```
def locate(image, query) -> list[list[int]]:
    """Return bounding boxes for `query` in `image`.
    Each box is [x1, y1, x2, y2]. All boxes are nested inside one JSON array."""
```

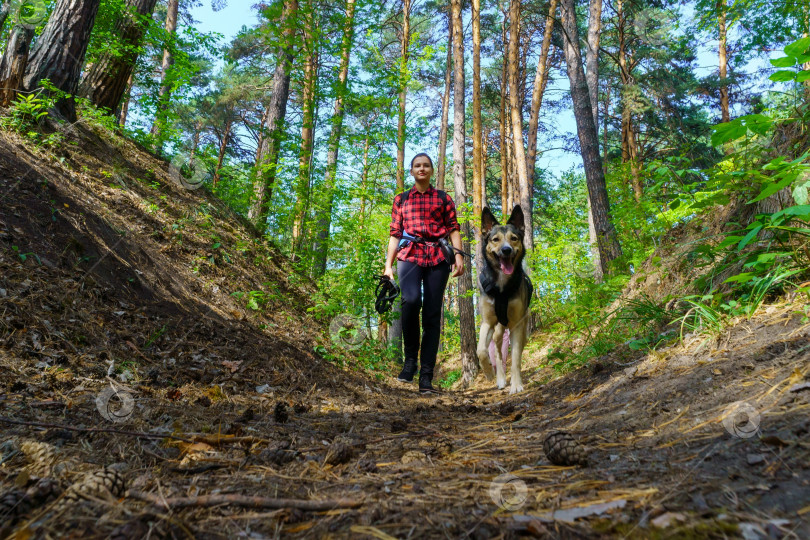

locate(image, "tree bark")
[[436, 4, 452, 191], [585, 0, 601, 131], [717, 0, 730, 123], [150, 0, 179, 143], [451, 0, 477, 388], [188, 119, 202, 168], [253, 106, 271, 171], [212, 117, 232, 187], [499, 10, 509, 216], [585, 0, 602, 281], [312, 0, 357, 277], [21, 0, 102, 121], [292, 1, 319, 257], [472, 0, 483, 255], [117, 72, 134, 126], [507, 0, 533, 250], [247, 0, 299, 228], [0, 26, 34, 107], [396, 0, 411, 194], [560, 0, 622, 273], [526, 0, 557, 181], [78, 0, 158, 113], [0, 4, 10, 30], [617, 0, 642, 201]]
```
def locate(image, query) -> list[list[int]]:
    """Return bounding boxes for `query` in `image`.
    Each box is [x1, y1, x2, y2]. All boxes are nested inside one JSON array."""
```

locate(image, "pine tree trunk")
[[396, 0, 411, 194], [312, 0, 357, 277], [526, 0, 557, 181], [253, 107, 271, 171], [507, 0, 533, 251], [0, 4, 10, 29], [451, 0, 477, 388], [803, 10, 810, 102], [717, 0, 730, 123], [292, 2, 319, 257], [78, 0, 158, 113], [389, 302, 403, 361], [499, 11, 509, 216], [586, 0, 601, 131], [21, 0, 102, 121], [0, 26, 34, 107], [617, 0, 642, 201], [560, 0, 622, 272], [436, 4, 452, 192], [247, 0, 299, 228], [150, 0, 179, 143], [472, 0, 483, 254], [213, 117, 232, 187], [585, 0, 603, 281], [117, 72, 134, 126], [188, 120, 202, 168]]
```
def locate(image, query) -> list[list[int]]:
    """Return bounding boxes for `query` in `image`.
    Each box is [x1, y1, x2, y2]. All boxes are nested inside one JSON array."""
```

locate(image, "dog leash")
[[374, 275, 400, 314]]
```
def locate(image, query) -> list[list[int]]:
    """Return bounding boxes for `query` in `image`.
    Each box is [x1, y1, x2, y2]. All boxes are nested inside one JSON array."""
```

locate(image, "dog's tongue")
[[500, 258, 514, 275]]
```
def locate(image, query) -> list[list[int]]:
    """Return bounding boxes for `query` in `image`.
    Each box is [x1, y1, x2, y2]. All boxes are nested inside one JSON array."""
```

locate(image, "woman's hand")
[[451, 254, 464, 277], [383, 236, 399, 281]]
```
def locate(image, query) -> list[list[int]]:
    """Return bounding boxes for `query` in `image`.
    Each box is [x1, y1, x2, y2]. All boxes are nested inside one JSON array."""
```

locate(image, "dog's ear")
[[481, 207, 499, 235], [507, 205, 525, 236]]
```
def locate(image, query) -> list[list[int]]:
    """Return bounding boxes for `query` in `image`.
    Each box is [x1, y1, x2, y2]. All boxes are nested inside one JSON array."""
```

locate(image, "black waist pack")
[[438, 237, 455, 266]]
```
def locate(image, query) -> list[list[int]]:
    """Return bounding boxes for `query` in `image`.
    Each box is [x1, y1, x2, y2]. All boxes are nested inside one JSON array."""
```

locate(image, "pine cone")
[[274, 402, 289, 423], [20, 441, 58, 476], [324, 441, 354, 466], [52, 468, 127, 513], [543, 431, 588, 467], [434, 437, 454, 456], [25, 477, 62, 506], [0, 489, 32, 524], [259, 448, 297, 466]]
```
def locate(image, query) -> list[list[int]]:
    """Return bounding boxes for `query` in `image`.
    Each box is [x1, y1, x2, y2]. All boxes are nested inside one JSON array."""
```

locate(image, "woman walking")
[[383, 153, 465, 394]]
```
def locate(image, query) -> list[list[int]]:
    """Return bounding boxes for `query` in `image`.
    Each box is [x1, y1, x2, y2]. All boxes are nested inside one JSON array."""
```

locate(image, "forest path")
[[0, 123, 808, 538]]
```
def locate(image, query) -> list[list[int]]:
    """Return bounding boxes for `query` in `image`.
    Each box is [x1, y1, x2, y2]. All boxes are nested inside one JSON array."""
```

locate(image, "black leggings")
[[397, 260, 451, 377]]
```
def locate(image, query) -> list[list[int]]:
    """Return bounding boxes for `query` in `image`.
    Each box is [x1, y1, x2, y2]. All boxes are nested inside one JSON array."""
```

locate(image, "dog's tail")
[[487, 329, 510, 372]]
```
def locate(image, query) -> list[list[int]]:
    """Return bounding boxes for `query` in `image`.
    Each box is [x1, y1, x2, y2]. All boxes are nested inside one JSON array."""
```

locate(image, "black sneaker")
[[397, 359, 417, 383], [418, 376, 441, 395]]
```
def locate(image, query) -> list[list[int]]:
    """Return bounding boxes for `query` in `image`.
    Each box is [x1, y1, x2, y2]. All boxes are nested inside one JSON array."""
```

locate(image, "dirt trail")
[[1, 123, 809, 539]]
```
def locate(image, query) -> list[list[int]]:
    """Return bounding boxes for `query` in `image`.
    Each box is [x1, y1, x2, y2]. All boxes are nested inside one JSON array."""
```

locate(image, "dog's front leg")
[[492, 325, 507, 389], [508, 323, 526, 394], [477, 321, 496, 381]]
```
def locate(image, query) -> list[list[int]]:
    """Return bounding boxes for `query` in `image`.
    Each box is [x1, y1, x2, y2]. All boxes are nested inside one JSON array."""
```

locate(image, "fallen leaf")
[[178, 441, 215, 456], [221, 360, 242, 372]]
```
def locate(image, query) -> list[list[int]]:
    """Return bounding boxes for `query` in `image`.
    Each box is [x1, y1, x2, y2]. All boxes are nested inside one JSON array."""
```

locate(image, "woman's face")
[[410, 156, 434, 182]]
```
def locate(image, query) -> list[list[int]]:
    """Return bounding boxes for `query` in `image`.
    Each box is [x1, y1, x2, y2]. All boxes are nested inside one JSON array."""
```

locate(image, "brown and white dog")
[[476, 206, 533, 394]]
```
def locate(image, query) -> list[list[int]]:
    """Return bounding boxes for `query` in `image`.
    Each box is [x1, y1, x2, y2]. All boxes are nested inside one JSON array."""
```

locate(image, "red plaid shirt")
[[390, 185, 460, 267]]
